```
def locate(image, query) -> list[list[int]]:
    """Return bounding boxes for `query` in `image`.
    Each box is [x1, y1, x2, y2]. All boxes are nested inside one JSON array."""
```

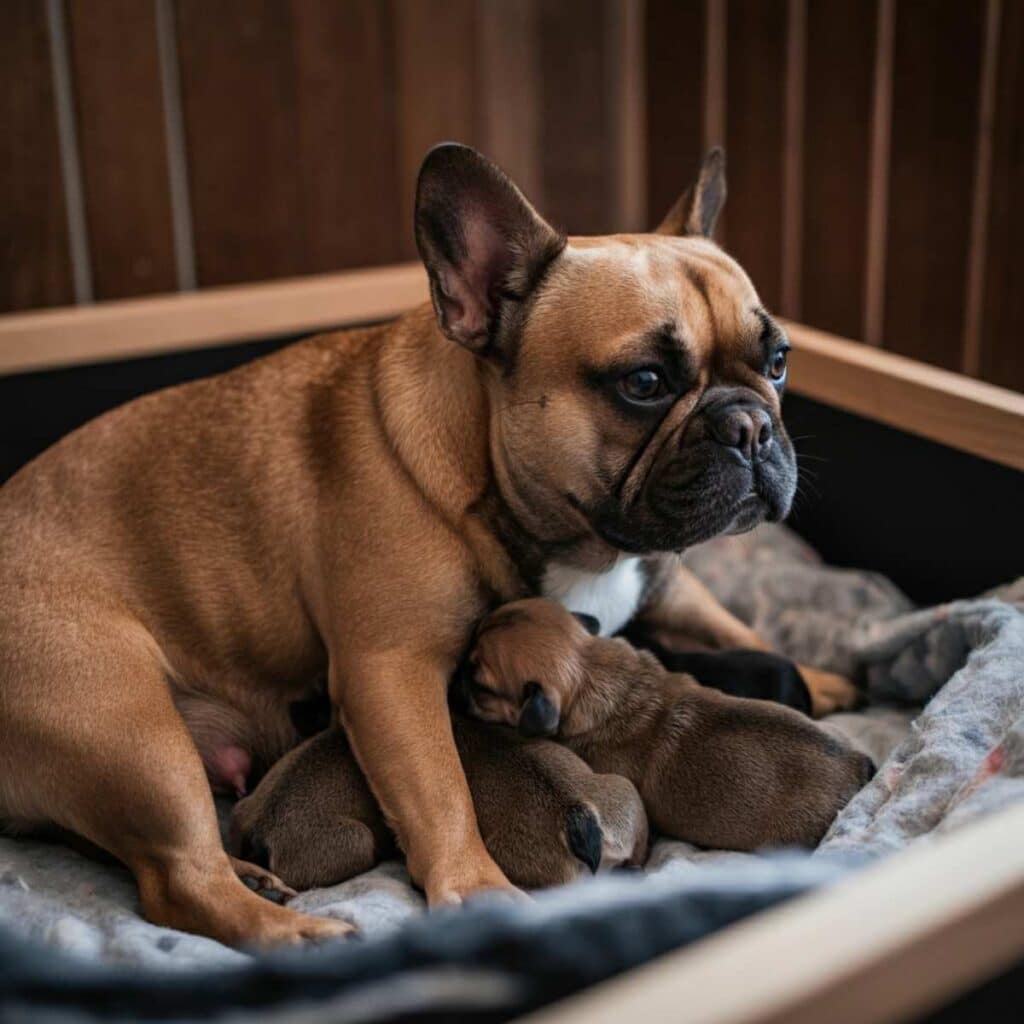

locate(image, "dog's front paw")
[[422, 850, 520, 908]]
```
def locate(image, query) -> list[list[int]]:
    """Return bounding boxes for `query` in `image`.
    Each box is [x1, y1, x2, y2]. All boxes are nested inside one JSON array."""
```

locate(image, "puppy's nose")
[[709, 406, 773, 462]]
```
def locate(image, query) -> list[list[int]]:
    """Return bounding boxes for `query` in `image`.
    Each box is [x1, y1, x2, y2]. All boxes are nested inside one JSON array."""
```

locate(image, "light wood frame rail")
[[526, 801, 1024, 1024], [1, 265, 1022, 473]]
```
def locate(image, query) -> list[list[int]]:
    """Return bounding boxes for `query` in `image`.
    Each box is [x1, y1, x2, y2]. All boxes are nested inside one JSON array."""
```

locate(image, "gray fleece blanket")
[[2, 524, 1023, 970]]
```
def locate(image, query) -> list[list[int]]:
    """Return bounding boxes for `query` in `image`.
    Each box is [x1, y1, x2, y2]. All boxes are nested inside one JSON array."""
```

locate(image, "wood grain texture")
[[66, 0, 177, 300], [800, 0, 875, 339], [644, 0, 705, 229], [0, 0, 73, 312], [725, 0, 787, 311], [393, 0, 478, 258], [175, 0, 303, 285], [538, 0, 612, 234], [882, 0, 983, 370], [979, 0, 1024, 393], [477, 0, 543, 208], [291, 0, 402, 271], [0, 263, 428, 376]]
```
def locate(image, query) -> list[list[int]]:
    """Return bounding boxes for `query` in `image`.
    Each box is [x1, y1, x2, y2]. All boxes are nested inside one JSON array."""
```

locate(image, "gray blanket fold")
[[2, 524, 1022, 971]]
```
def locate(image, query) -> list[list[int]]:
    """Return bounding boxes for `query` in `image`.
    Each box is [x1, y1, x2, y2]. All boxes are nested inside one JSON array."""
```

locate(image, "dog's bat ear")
[[571, 611, 602, 636], [518, 681, 560, 738], [415, 143, 565, 355], [654, 148, 727, 238]]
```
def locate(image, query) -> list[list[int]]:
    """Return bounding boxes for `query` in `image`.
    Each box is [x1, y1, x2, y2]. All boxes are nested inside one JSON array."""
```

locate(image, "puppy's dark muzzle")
[[518, 682, 559, 738]]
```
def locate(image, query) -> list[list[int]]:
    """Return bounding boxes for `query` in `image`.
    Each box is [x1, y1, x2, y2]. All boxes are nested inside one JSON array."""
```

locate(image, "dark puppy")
[[230, 715, 647, 892], [464, 600, 874, 851]]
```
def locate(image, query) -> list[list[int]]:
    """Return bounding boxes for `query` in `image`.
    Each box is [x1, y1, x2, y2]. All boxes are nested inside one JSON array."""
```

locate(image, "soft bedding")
[[3, 524, 1023, 1021]]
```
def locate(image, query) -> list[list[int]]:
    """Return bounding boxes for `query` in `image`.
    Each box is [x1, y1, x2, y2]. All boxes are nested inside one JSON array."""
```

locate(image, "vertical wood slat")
[[978, 0, 1024, 393], [174, 0, 303, 286], [477, 0, 543, 210], [962, 0, 1003, 379], [537, 0, 612, 234], [704, 0, 727, 242], [725, 0, 787, 312], [155, 0, 197, 292], [0, 0, 74, 312], [67, 0, 177, 300], [780, 0, 806, 320], [393, 0, 478, 258], [291, 0, 401, 271], [175, 0, 407, 286], [800, 0, 876, 340], [881, 0, 984, 371], [864, 0, 895, 347], [644, 0, 705, 230], [605, 0, 646, 233], [45, 0, 93, 304]]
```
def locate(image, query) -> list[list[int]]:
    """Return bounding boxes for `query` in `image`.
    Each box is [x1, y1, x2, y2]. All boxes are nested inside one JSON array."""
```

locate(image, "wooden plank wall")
[[2, 0, 1021, 393], [1, 0, 639, 310], [646, 0, 1024, 394]]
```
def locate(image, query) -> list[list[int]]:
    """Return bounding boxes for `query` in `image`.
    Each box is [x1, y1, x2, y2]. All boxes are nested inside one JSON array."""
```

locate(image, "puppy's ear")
[[415, 143, 565, 355], [571, 612, 602, 636], [655, 148, 726, 238]]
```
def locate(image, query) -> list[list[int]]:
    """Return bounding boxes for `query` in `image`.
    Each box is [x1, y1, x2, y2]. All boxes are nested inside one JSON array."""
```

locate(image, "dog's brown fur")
[[466, 599, 873, 850], [230, 717, 647, 892], [0, 144, 856, 946]]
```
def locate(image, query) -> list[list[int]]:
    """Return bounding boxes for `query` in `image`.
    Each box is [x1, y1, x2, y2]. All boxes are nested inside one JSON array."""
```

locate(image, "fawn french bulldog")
[[0, 143, 856, 946]]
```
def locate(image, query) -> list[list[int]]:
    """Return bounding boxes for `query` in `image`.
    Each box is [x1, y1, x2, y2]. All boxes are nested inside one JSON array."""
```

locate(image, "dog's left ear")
[[655, 148, 727, 238], [415, 143, 565, 355]]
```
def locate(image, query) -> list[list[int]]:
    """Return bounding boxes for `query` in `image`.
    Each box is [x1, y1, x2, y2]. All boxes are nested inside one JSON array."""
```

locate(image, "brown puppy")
[[230, 717, 647, 892], [0, 143, 857, 946], [464, 600, 873, 850]]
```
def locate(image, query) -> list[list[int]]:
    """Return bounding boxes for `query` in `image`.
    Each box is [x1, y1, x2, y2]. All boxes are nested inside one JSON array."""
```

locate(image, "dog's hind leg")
[[0, 610, 352, 947]]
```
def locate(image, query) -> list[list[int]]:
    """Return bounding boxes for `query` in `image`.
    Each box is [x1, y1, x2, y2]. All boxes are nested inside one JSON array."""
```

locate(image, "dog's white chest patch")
[[541, 557, 645, 637]]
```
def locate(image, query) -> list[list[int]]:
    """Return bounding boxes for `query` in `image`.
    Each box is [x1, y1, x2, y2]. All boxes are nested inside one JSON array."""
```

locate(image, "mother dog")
[[0, 145, 855, 946]]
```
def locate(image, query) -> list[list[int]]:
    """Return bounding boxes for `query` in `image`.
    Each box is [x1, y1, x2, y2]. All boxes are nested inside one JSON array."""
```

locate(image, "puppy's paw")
[[799, 665, 862, 717], [230, 856, 297, 903]]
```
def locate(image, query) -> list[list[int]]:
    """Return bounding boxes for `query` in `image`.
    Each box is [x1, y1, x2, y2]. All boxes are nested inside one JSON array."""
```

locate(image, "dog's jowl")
[[0, 144, 857, 946]]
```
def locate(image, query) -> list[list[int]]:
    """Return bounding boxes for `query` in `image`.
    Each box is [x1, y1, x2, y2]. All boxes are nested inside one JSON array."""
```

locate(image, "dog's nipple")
[[205, 744, 252, 799]]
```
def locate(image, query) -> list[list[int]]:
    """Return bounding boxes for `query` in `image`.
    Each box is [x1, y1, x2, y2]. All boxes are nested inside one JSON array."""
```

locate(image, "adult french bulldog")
[[0, 144, 856, 947]]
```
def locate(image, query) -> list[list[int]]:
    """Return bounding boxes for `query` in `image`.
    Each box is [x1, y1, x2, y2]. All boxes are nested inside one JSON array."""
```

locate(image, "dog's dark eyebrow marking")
[[596, 323, 695, 392], [754, 308, 788, 359]]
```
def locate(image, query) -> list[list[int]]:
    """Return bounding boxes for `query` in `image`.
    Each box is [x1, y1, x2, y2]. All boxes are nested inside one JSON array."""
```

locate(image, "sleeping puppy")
[[230, 712, 647, 892], [463, 599, 874, 851]]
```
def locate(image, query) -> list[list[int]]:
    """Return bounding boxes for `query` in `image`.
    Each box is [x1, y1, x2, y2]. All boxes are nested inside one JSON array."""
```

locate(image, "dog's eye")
[[619, 368, 666, 403], [768, 348, 789, 381]]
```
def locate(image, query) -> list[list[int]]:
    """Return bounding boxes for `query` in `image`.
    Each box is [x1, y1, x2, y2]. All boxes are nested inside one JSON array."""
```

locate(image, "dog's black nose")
[[709, 405, 773, 462]]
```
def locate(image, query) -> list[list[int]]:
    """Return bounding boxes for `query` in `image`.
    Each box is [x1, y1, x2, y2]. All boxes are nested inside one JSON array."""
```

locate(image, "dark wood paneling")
[[644, 0, 705, 229], [800, 0, 875, 339], [291, 0, 402, 271], [882, 0, 983, 370], [0, 1, 73, 312], [538, 0, 612, 234], [175, 0, 303, 286], [393, 0, 478, 259], [979, 0, 1024, 393], [477, 0, 543, 208], [725, 0, 787, 311], [66, 0, 177, 299]]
